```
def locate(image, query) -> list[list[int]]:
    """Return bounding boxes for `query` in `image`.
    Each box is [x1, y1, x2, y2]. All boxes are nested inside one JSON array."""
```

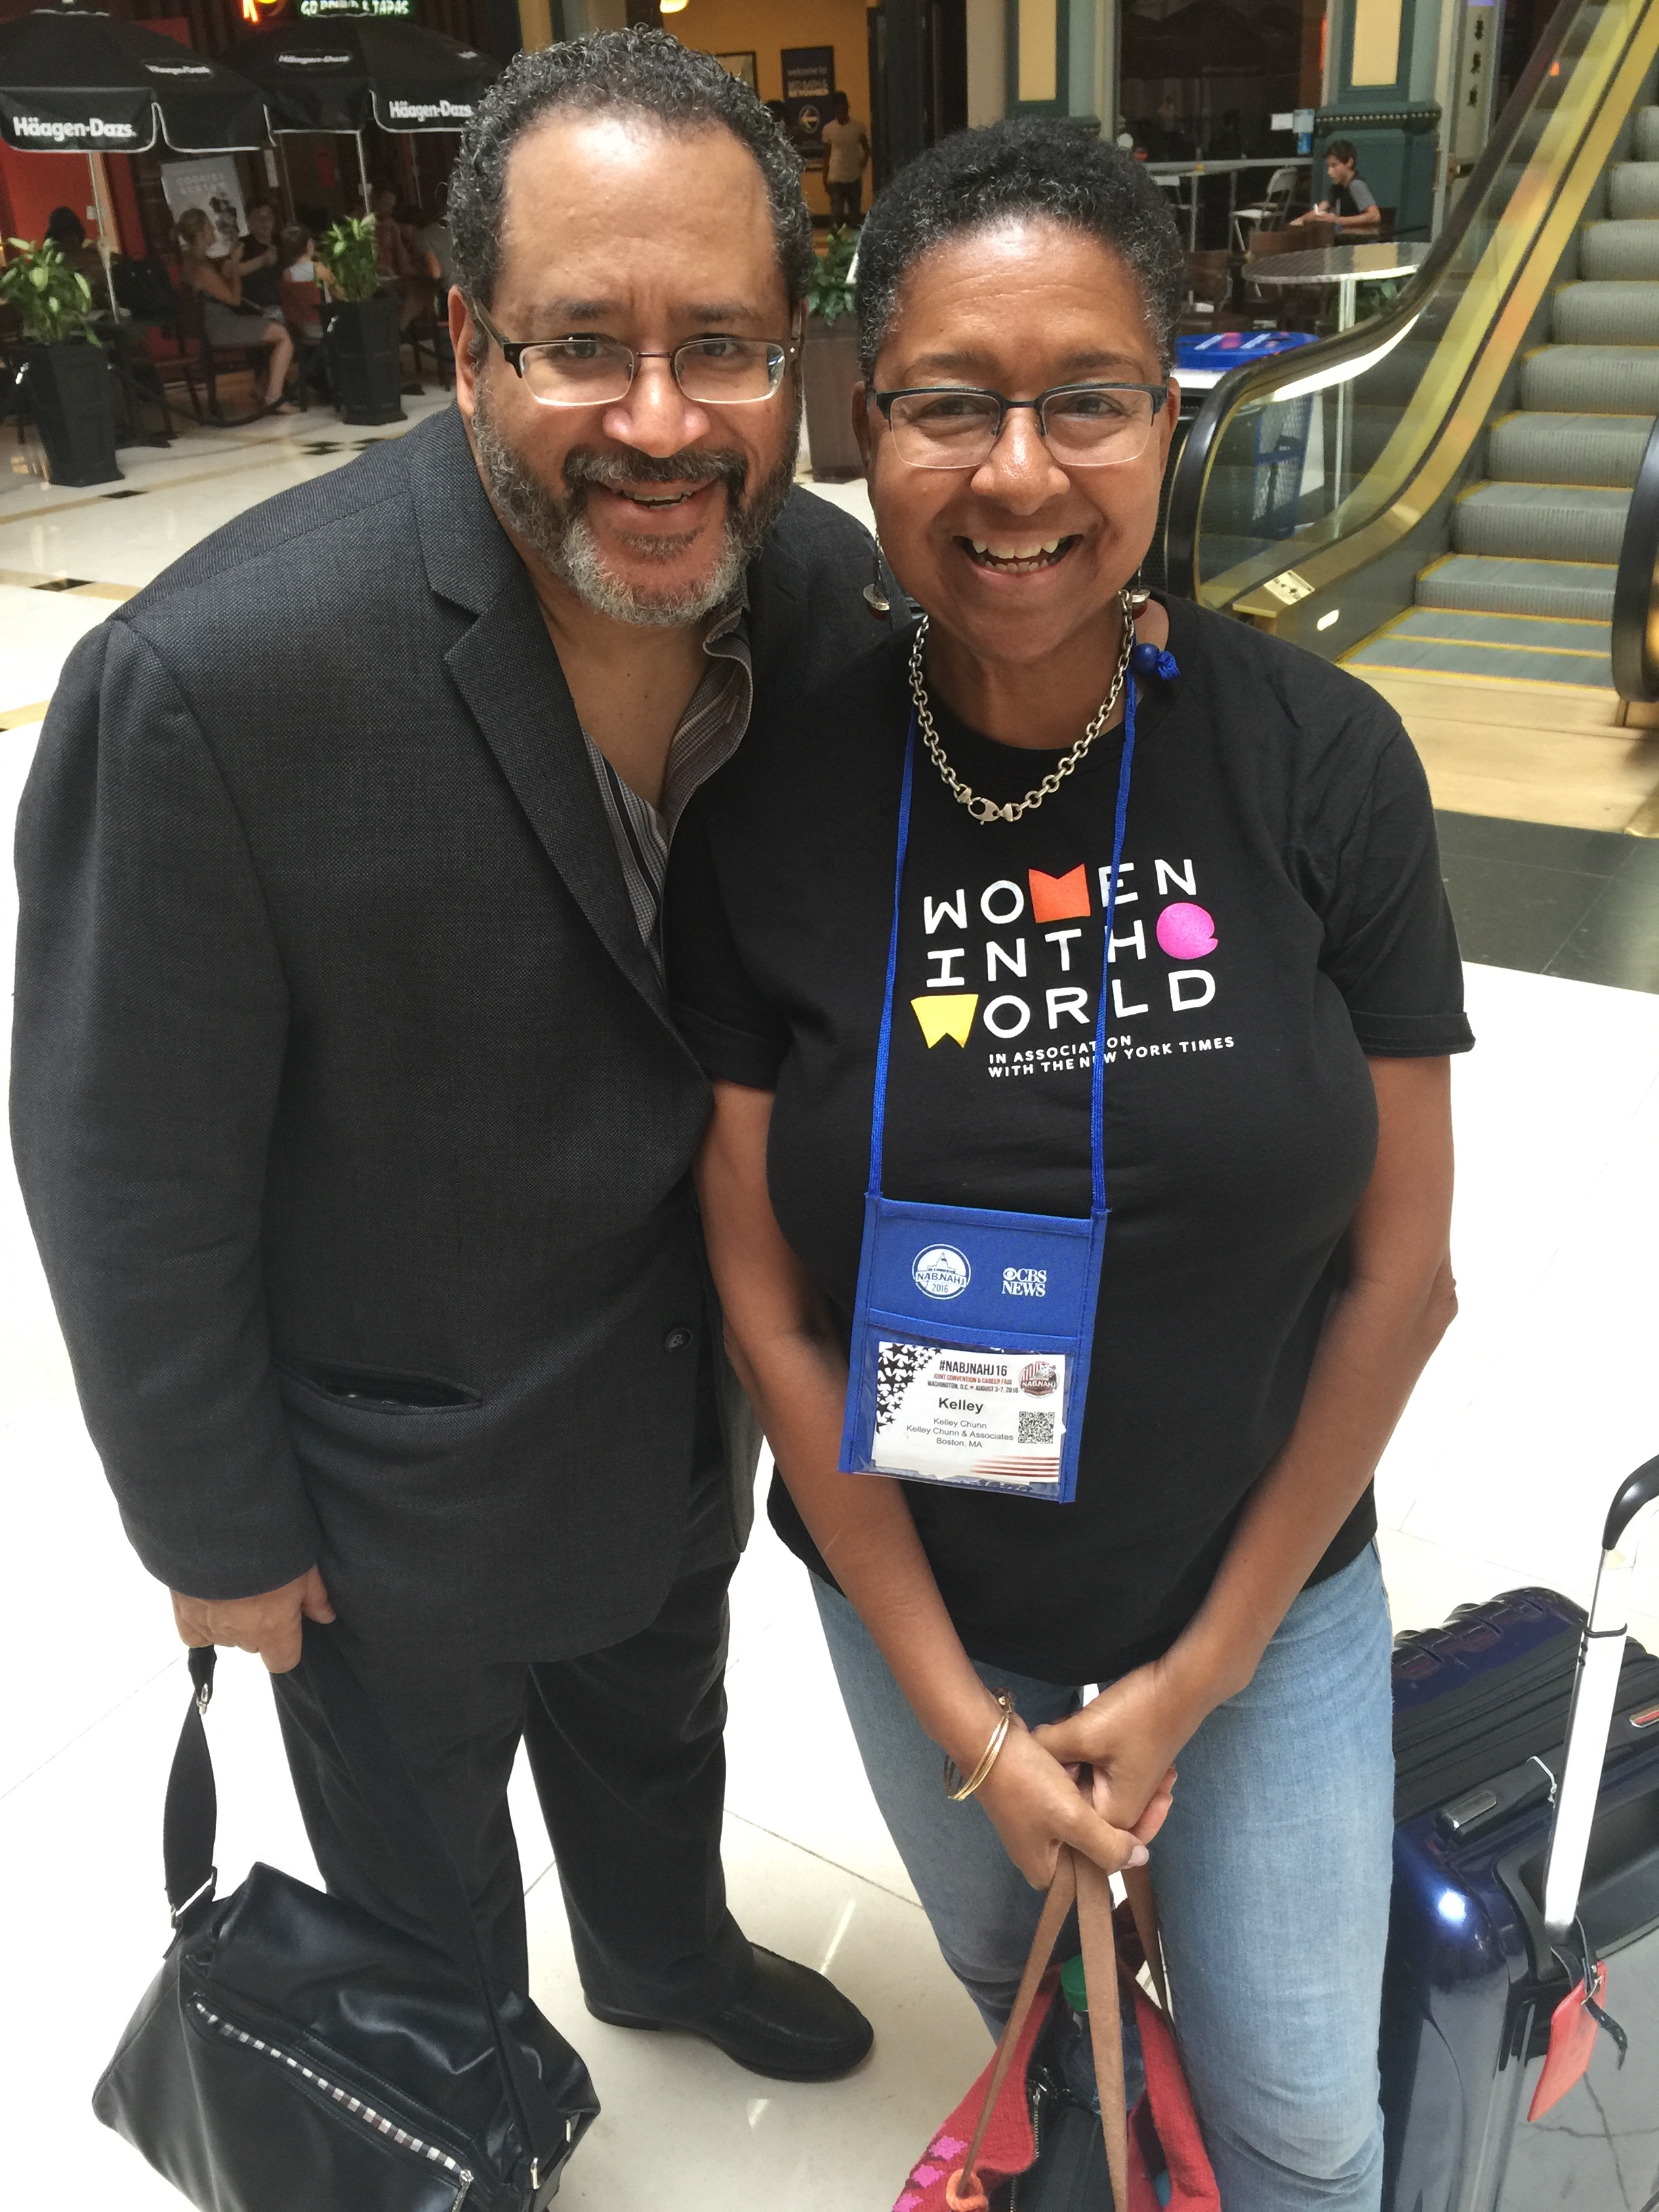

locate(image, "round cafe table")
[[1244, 241, 1429, 333], [1242, 243, 1428, 497]]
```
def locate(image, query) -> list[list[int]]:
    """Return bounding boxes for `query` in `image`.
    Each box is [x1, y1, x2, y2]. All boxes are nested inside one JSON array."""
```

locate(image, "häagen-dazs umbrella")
[[0, 5, 267, 153], [0, 5, 268, 308], [232, 14, 496, 209]]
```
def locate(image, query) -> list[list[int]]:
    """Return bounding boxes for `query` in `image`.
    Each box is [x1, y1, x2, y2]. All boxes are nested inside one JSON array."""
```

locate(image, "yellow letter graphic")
[[912, 994, 979, 1046]]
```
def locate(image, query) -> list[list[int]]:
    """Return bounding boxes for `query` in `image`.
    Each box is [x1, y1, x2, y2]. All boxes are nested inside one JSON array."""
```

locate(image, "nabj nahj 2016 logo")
[[912, 1245, 970, 1299]]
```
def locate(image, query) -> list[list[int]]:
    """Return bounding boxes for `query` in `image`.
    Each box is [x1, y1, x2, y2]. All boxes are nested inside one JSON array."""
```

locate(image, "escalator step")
[[1551, 281, 1659, 345], [1417, 554, 1616, 621], [1382, 609, 1612, 650], [1579, 220, 1659, 279], [1345, 634, 1614, 686], [1520, 344, 1659, 414], [1488, 411, 1653, 485], [1452, 481, 1631, 562], [1609, 161, 1659, 218]]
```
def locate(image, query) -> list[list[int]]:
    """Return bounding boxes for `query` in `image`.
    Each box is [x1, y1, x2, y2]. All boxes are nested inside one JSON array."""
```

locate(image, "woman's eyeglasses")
[[871, 382, 1168, 470], [471, 300, 796, 407]]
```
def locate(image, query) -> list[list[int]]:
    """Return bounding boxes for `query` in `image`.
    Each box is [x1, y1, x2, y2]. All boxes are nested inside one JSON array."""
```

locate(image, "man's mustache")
[[561, 445, 749, 502]]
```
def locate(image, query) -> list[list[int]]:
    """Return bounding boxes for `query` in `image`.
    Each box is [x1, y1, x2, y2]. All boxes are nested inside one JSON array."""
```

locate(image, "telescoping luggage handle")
[[162, 1620, 559, 2198], [1540, 1453, 1659, 1937]]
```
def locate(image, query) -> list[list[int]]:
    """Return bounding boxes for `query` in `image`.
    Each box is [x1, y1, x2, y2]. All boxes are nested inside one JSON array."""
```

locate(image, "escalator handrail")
[[1612, 416, 1659, 699], [1164, 0, 1616, 599]]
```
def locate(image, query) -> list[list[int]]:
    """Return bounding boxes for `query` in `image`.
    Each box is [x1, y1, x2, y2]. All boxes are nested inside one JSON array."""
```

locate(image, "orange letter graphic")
[[1027, 865, 1092, 923]]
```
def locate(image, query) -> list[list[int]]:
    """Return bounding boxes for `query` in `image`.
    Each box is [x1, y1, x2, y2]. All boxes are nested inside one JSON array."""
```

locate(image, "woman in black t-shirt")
[[668, 121, 1470, 2209]]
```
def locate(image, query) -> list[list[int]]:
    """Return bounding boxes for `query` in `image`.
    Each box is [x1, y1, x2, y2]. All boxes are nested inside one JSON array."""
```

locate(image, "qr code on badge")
[[1018, 1411, 1055, 1445]]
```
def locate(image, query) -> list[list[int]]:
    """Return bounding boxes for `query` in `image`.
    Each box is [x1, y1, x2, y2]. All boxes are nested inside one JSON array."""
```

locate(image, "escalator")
[[1162, 0, 1659, 705]]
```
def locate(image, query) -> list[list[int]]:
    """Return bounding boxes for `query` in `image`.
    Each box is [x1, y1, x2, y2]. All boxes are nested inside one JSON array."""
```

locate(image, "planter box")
[[326, 295, 405, 427], [26, 340, 119, 488], [802, 314, 863, 480]]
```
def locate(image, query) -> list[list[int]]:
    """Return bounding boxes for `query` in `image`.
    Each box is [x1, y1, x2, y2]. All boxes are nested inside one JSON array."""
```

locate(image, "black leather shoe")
[[585, 1944, 874, 2081]]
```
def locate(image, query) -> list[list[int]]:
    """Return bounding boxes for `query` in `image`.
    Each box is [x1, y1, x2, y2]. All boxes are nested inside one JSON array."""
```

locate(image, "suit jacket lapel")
[[408, 411, 672, 1025]]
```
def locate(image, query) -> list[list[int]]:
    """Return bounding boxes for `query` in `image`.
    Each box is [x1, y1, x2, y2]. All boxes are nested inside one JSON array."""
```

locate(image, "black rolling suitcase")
[[1381, 1458, 1659, 2211]]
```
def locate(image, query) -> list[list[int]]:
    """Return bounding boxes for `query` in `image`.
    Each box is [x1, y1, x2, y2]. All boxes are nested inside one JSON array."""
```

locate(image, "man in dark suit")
[[11, 32, 891, 2085]]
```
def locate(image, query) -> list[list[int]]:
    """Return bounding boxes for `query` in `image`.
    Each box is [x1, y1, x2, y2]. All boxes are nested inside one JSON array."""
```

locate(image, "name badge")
[[840, 651, 1167, 1504]]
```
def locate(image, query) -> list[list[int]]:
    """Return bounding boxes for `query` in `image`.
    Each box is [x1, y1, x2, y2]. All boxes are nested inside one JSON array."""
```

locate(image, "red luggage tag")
[[1528, 1954, 1626, 2121]]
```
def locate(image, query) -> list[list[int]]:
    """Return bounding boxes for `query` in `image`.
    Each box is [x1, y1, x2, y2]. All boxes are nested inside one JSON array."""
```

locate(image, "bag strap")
[[161, 1623, 554, 2194], [945, 1845, 1137, 2212]]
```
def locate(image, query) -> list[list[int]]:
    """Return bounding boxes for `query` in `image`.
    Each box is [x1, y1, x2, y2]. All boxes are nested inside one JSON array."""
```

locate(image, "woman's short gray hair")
[[449, 29, 815, 315], [855, 119, 1184, 378]]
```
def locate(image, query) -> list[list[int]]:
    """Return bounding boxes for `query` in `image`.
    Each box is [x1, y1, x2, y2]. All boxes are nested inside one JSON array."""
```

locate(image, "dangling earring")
[[863, 534, 892, 617], [1126, 572, 1151, 615]]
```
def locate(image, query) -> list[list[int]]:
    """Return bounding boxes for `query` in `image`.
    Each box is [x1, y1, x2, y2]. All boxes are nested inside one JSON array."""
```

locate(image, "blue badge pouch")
[[840, 647, 1166, 1503]]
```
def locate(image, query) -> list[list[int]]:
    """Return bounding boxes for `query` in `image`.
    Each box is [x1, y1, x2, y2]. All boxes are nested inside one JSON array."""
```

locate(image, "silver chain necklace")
[[907, 589, 1138, 826]]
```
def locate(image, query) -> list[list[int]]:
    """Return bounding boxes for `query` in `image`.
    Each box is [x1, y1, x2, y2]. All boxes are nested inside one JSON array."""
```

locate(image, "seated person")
[[277, 224, 328, 343], [44, 205, 106, 290], [371, 185, 441, 329], [237, 198, 285, 311], [176, 206, 297, 416], [1303, 139, 1380, 234], [1138, 94, 1193, 163]]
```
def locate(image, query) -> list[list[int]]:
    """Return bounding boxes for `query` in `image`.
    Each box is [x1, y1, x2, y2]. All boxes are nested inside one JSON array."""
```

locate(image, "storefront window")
[[1120, 0, 1328, 160]]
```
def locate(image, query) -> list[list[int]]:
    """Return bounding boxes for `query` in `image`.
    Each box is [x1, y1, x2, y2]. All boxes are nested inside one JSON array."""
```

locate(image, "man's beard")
[[472, 370, 800, 627]]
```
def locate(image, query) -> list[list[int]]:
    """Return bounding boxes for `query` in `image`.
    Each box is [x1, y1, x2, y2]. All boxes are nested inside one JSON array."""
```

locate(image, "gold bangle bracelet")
[[944, 1690, 1016, 1802]]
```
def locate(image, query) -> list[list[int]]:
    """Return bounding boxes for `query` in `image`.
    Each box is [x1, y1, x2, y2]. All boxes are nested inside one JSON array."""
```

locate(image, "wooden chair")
[[397, 285, 448, 390], [169, 285, 270, 426], [1183, 248, 1233, 316]]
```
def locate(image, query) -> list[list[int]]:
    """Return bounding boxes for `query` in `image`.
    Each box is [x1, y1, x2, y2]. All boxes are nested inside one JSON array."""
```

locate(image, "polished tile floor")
[[3, 403, 1659, 2209], [1437, 808, 1659, 994]]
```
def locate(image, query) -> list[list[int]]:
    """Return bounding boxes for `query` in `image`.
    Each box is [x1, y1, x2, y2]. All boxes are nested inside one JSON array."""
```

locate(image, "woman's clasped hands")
[[972, 1673, 1182, 1889]]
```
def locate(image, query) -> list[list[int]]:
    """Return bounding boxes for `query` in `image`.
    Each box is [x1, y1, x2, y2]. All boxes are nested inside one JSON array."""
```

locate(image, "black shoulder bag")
[[95, 1623, 599, 2211]]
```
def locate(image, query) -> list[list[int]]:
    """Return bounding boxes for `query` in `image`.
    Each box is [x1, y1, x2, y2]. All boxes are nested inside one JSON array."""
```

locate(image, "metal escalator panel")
[[1165, 0, 1659, 657]]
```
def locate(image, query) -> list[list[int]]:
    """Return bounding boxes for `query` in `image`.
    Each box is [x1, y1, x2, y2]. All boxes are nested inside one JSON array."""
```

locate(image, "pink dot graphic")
[[1156, 901, 1218, 958]]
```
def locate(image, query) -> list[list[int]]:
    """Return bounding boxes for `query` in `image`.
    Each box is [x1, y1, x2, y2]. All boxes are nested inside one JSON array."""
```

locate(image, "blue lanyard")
[[867, 674, 1140, 1217]]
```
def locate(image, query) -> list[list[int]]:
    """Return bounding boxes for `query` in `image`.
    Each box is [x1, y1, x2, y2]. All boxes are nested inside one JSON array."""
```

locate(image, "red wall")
[[0, 13, 190, 251], [0, 145, 102, 248]]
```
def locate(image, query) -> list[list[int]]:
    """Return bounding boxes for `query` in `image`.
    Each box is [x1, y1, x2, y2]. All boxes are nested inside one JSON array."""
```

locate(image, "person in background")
[[821, 91, 871, 228], [413, 193, 455, 293], [1307, 140, 1380, 233], [372, 182, 442, 393], [176, 206, 297, 416], [373, 184, 441, 319], [278, 223, 328, 345], [1139, 92, 1192, 162], [44, 205, 106, 290], [238, 198, 285, 310]]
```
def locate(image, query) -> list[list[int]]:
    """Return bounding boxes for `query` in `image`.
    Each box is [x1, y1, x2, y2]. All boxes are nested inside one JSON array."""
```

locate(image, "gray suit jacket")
[[11, 405, 893, 1665]]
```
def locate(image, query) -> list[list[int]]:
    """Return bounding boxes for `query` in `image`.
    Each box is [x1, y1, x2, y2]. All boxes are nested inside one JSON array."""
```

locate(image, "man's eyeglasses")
[[870, 382, 1168, 470], [471, 300, 797, 408]]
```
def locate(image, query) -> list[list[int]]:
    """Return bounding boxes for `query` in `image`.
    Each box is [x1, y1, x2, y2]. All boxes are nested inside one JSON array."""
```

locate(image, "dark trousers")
[[827, 178, 863, 226], [272, 1456, 751, 2016]]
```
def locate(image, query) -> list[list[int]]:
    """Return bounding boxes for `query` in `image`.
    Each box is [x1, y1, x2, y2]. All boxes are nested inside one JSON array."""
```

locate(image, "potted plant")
[[802, 226, 861, 480], [318, 216, 404, 428], [0, 238, 119, 487]]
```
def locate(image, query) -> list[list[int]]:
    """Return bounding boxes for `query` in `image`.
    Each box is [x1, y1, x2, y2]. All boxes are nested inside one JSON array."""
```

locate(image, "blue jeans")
[[815, 1544, 1394, 2211]]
